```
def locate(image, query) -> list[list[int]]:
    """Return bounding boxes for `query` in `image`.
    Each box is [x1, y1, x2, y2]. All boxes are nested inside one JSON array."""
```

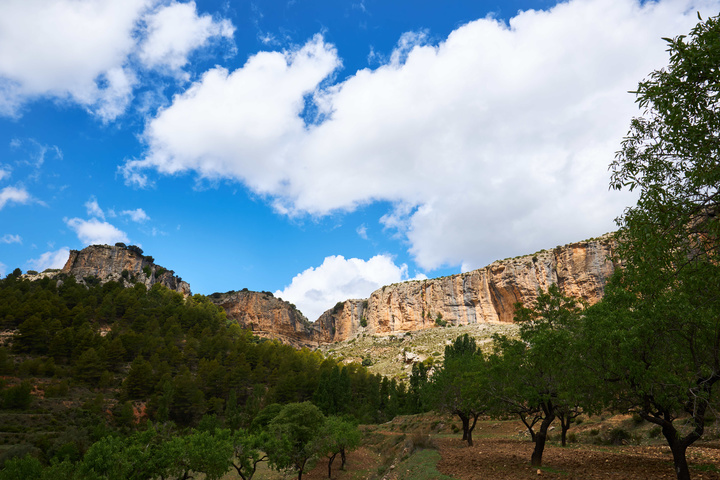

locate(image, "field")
[[239, 413, 720, 480]]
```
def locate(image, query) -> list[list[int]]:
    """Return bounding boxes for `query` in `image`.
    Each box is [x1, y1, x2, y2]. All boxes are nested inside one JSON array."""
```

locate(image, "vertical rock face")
[[209, 290, 320, 348], [61, 244, 191, 296], [316, 236, 616, 341]]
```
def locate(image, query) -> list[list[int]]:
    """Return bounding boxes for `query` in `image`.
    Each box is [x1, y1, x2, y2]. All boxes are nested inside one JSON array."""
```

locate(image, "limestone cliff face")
[[61, 244, 191, 296], [317, 236, 616, 341], [210, 290, 321, 348]]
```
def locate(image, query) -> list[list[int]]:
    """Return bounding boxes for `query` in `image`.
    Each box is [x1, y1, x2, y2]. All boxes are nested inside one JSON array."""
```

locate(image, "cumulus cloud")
[[127, 0, 719, 271], [0, 186, 31, 209], [121, 208, 150, 223], [85, 196, 105, 219], [122, 34, 341, 188], [1, 234, 21, 244], [0, 0, 234, 120], [138, 1, 234, 76], [0, 166, 10, 182], [275, 254, 425, 321], [27, 247, 70, 271], [65, 217, 129, 245]]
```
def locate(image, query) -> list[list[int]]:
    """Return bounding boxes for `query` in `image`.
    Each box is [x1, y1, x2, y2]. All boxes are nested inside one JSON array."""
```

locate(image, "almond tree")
[[598, 12, 720, 480], [488, 285, 585, 467]]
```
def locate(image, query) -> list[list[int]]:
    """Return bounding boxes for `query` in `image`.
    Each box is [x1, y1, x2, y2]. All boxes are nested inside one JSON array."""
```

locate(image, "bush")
[[26, 271, 38, 276], [606, 427, 631, 445], [360, 317, 368, 328], [2, 382, 32, 410], [362, 357, 372, 367], [648, 426, 662, 439], [406, 432, 438, 452]]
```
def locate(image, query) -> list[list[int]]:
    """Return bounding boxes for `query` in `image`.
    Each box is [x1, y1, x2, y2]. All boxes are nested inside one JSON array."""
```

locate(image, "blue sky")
[[1, 0, 718, 320]]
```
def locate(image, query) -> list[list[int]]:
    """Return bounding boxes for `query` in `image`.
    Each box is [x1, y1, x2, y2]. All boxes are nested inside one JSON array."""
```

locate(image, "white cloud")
[[65, 217, 129, 245], [27, 247, 70, 271], [0, 166, 10, 181], [0, 186, 31, 209], [0, 262, 6, 277], [275, 254, 424, 321], [85, 196, 105, 219], [0, 0, 234, 120], [356, 224, 368, 240], [122, 34, 341, 188], [1, 234, 21, 244], [122, 208, 150, 222], [127, 0, 720, 271], [138, 1, 235, 76]]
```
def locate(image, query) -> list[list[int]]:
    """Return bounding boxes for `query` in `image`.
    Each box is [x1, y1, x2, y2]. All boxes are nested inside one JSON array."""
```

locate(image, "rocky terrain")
[[208, 290, 324, 348], [317, 322, 520, 379], [27, 235, 615, 348], [313, 235, 616, 342], [33, 244, 192, 296]]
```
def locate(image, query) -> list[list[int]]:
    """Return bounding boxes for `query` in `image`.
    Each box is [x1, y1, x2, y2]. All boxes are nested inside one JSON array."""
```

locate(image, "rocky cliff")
[[61, 244, 191, 296], [315, 236, 616, 342], [209, 290, 322, 348]]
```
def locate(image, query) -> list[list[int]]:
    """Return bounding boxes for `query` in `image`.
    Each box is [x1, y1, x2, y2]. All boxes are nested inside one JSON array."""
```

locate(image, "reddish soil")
[[436, 437, 720, 480], [255, 415, 720, 480]]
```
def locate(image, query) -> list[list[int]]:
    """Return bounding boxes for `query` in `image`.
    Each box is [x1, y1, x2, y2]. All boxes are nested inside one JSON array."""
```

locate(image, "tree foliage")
[[601, 12, 720, 480]]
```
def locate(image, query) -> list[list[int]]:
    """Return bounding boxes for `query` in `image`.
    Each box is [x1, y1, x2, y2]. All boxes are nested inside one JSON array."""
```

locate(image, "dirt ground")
[[248, 414, 720, 480], [435, 437, 720, 480]]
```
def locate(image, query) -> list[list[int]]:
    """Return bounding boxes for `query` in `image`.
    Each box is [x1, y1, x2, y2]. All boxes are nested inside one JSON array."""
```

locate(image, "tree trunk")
[[466, 412, 480, 447], [340, 448, 346, 470], [560, 414, 571, 447], [457, 411, 470, 441], [662, 425, 692, 480], [327, 452, 338, 478], [531, 409, 556, 467]]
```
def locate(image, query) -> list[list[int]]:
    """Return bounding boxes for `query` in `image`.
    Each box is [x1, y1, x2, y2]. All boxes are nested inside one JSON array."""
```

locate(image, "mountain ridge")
[[33, 235, 616, 347]]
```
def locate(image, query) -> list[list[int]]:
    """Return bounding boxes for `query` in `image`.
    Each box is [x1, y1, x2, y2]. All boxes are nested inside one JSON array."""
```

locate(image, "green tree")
[[73, 348, 104, 384], [0, 455, 42, 480], [267, 402, 326, 480], [229, 429, 267, 480], [314, 416, 361, 478], [488, 285, 584, 467], [123, 356, 154, 399], [432, 334, 487, 446], [602, 13, 720, 480]]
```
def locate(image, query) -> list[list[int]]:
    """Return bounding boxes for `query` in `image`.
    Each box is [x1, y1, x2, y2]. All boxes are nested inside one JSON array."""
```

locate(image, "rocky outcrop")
[[61, 244, 191, 296], [209, 290, 322, 348], [316, 236, 616, 341]]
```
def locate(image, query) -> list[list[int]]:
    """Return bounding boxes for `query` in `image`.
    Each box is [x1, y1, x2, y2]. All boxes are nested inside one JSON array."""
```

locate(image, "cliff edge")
[[61, 244, 191, 296]]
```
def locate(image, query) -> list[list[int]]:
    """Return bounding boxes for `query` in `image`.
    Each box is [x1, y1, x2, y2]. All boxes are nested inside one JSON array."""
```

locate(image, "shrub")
[[2, 382, 32, 410], [606, 427, 631, 445], [406, 432, 438, 452], [26, 270, 38, 276], [648, 426, 662, 439], [362, 357, 372, 367], [360, 316, 368, 328], [631, 413, 644, 425]]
